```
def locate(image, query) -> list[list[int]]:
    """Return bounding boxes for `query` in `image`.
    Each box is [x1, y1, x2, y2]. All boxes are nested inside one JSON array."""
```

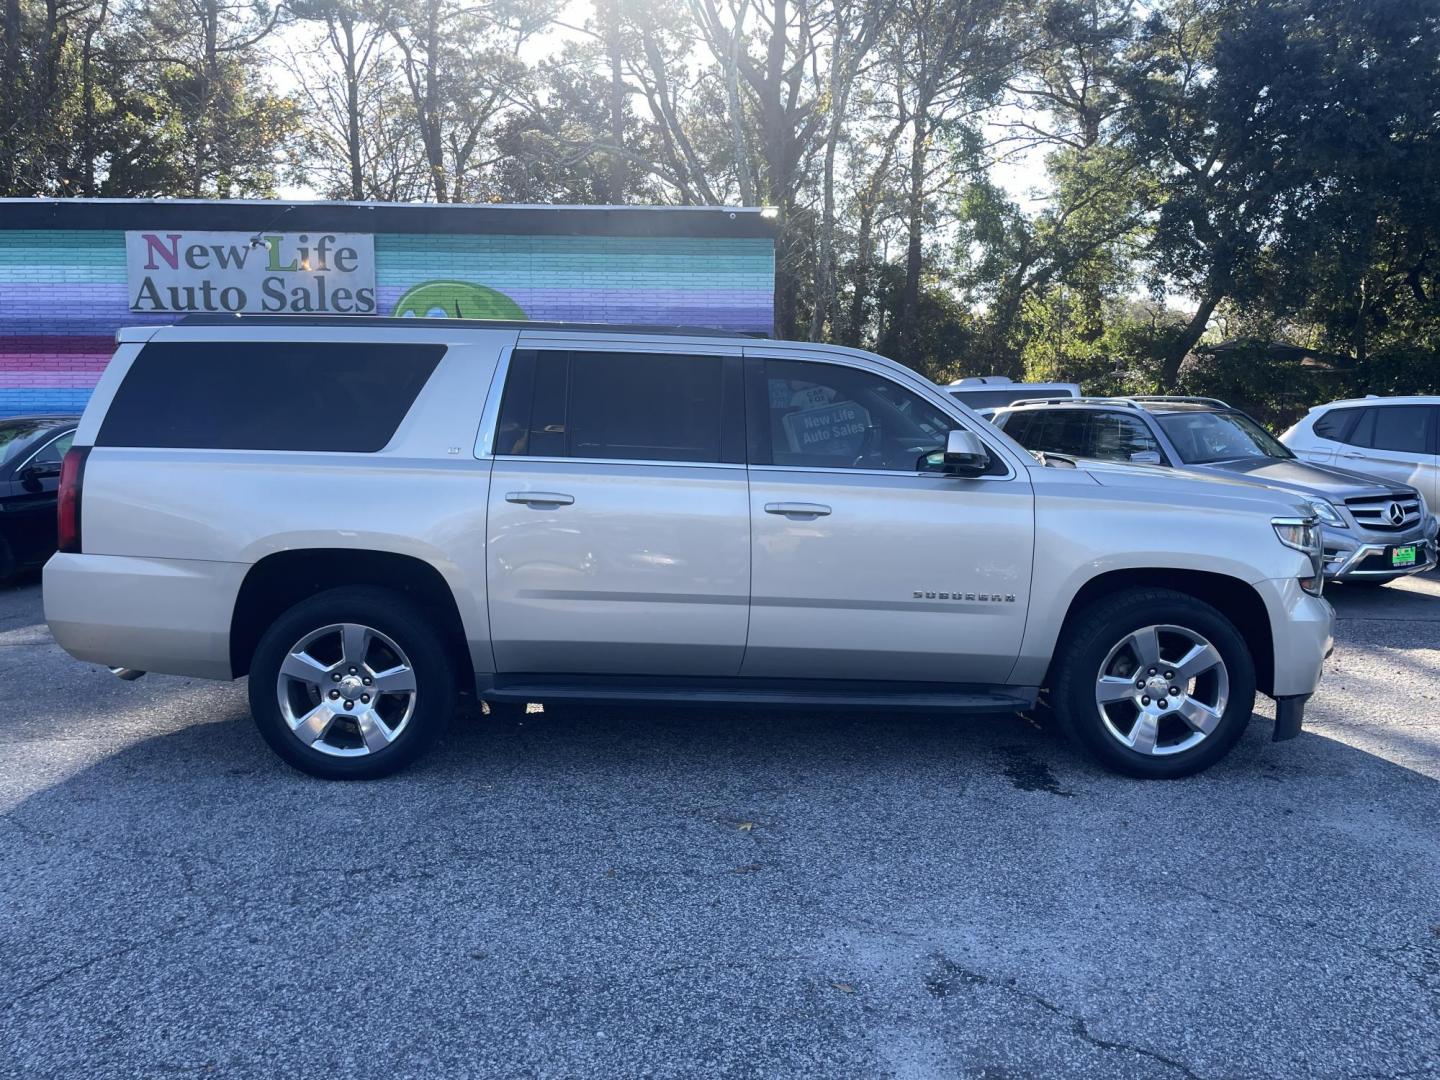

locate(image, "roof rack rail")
[[171, 314, 770, 338], [1127, 395, 1232, 408], [1003, 396, 1144, 409]]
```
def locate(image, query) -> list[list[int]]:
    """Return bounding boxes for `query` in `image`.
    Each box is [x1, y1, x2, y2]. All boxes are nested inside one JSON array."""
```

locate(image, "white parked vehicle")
[[945, 376, 1081, 411], [1281, 396, 1439, 510], [45, 317, 1333, 780]]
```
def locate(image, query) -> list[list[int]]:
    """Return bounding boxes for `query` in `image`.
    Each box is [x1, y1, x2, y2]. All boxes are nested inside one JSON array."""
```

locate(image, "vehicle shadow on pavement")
[[1327, 568, 1440, 626], [3, 661, 1438, 1079]]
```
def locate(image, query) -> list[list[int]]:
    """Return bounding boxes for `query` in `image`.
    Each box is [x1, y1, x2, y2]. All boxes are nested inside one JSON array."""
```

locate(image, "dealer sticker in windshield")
[[1392, 545, 1418, 568]]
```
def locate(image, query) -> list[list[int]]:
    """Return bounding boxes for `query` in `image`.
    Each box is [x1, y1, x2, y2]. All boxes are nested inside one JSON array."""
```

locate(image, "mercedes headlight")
[[1306, 498, 1347, 529]]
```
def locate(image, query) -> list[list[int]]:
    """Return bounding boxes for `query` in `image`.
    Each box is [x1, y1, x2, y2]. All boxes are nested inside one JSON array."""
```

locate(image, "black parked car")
[[0, 416, 79, 581]]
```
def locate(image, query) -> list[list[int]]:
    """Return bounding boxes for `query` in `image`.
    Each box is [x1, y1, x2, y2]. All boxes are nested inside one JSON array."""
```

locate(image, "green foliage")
[[872, 262, 979, 383], [0, 0, 1437, 419], [0, 0, 297, 197]]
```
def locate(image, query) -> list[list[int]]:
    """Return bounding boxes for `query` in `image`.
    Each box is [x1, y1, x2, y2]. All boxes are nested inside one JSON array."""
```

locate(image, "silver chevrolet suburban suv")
[[45, 318, 1334, 781]]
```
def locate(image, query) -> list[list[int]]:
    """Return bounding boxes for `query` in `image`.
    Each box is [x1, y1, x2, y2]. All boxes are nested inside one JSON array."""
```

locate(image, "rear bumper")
[[44, 552, 246, 679]]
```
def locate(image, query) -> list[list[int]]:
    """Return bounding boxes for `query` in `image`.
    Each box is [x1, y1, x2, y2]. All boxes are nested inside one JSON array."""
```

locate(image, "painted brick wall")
[[0, 224, 776, 417]]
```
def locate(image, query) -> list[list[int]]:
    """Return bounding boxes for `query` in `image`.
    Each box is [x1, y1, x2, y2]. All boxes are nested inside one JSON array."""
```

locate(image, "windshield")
[[1156, 410, 1294, 464], [0, 420, 49, 465]]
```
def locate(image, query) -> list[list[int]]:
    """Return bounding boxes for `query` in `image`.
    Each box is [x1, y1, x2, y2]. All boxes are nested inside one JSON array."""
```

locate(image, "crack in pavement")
[[1149, 877, 1439, 1001], [1, 918, 193, 1012], [926, 953, 1203, 1079]]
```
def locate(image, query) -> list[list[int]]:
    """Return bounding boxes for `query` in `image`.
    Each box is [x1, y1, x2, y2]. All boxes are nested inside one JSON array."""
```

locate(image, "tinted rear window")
[[1365, 405, 1432, 453], [495, 349, 743, 463], [98, 341, 444, 451]]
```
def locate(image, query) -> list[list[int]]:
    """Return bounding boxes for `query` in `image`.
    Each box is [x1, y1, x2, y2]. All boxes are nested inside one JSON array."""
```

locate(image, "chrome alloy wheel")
[[275, 623, 418, 757], [1094, 624, 1230, 757]]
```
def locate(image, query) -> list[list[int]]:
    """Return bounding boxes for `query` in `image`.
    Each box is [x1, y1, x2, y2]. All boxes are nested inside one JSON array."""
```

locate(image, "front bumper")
[[1259, 576, 1334, 701], [1322, 519, 1439, 581]]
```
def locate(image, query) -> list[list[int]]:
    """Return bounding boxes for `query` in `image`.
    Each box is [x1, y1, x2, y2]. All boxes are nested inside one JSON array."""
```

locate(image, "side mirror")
[[942, 428, 989, 476], [1129, 450, 1162, 465], [20, 460, 61, 490]]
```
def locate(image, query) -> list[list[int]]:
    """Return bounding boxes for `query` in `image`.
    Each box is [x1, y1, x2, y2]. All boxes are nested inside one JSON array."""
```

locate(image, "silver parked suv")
[[992, 396, 1438, 585], [46, 318, 1333, 780]]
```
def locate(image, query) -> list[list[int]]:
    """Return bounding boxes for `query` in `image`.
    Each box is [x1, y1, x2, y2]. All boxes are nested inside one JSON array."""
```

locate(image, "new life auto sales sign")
[[125, 231, 377, 315]]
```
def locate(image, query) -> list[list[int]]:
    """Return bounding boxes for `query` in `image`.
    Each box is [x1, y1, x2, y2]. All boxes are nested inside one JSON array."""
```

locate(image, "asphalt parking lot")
[[1, 576, 1437, 1080]]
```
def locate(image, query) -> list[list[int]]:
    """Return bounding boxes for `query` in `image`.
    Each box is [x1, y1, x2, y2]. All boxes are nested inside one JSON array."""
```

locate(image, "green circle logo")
[[392, 280, 528, 320]]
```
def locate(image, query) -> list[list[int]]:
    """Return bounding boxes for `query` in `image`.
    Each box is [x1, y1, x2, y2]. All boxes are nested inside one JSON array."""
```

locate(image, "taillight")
[[57, 446, 90, 554]]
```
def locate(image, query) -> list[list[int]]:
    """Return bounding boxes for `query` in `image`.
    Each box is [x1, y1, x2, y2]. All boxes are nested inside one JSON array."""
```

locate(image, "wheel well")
[[1055, 569, 1276, 695], [229, 549, 471, 681]]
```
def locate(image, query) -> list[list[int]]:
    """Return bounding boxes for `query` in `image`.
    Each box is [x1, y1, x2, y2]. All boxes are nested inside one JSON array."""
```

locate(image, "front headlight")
[[1274, 516, 1324, 596], [1306, 498, 1347, 529]]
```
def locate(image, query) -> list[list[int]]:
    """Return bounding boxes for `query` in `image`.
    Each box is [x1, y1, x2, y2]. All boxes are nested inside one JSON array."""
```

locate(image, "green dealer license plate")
[[1392, 545, 1418, 568]]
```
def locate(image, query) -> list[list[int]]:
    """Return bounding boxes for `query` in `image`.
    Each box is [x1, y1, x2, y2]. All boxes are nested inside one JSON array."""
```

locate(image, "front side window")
[[495, 349, 741, 463], [1155, 410, 1292, 464], [754, 358, 999, 474], [28, 431, 74, 467]]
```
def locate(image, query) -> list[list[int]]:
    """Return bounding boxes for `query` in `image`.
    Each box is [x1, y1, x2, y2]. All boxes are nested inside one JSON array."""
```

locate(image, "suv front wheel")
[[1050, 588, 1257, 778], [248, 586, 457, 779]]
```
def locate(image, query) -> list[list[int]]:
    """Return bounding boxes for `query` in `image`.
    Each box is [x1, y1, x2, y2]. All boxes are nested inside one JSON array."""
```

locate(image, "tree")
[[286, 0, 431, 201], [384, 0, 555, 202], [877, 0, 1013, 368], [133, 0, 295, 197]]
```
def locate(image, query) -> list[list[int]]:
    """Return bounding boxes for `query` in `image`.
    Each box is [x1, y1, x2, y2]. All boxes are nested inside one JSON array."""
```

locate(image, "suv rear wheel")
[[248, 586, 456, 779], [1050, 588, 1256, 778]]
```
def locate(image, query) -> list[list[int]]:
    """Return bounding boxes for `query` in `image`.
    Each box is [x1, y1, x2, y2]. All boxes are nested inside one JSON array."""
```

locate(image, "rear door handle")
[[1338, 451, 1364, 459], [505, 491, 575, 507], [764, 502, 832, 517]]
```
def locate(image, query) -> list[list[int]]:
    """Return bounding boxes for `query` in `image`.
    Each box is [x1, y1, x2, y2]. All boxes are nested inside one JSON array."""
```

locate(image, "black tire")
[[1049, 587, 1257, 779], [0, 534, 15, 584], [248, 586, 457, 780]]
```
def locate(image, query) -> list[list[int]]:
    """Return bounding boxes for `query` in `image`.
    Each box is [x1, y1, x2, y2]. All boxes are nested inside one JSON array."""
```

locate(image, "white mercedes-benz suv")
[[45, 318, 1333, 780]]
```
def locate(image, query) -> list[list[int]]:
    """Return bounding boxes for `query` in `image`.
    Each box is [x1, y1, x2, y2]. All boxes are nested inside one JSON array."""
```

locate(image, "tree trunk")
[[897, 109, 927, 362], [78, 0, 108, 195], [762, 0, 796, 338], [724, 1, 755, 205], [2, 0, 20, 96], [422, 0, 447, 202], [341, 14, 364, 200], [601, 0, 627, 203], [844, 197, 876, 348], [811, 86, 845, 342], [1161, 290, 1223, 386], [191, 0, 221, 197]]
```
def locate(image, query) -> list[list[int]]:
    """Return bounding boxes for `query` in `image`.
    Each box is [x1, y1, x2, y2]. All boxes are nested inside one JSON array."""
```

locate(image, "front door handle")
[[506, 491, 575, 507], [764, 502, 832, 517], [1338, 451, 1364, 459]]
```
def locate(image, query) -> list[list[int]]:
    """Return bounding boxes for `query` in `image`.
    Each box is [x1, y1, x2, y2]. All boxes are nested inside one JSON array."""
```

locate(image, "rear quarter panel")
[[73, 330, 514, 675]]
